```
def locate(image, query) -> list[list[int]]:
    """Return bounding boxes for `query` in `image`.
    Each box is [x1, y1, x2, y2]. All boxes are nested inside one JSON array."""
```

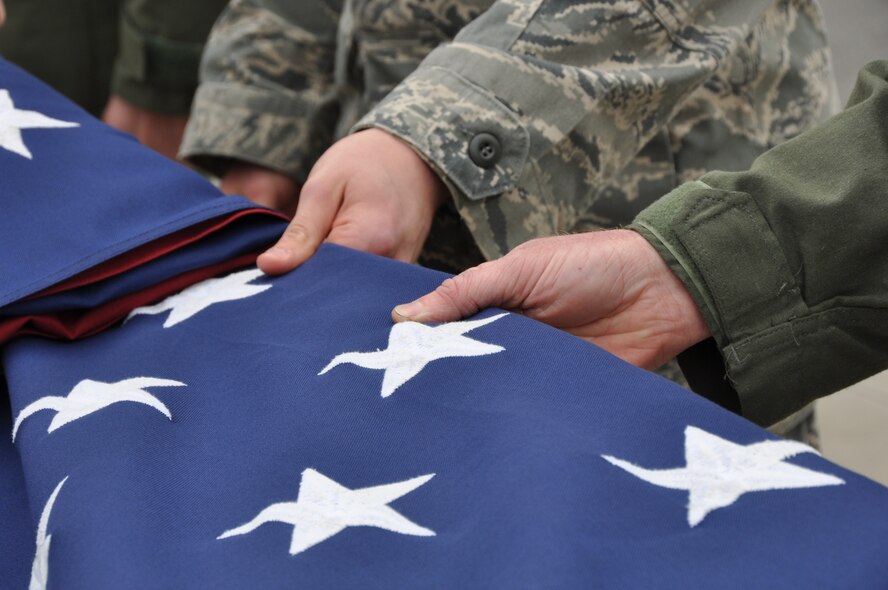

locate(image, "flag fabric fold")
[[2, 58, 888, 589], [0, 58, 287, 343], [5, 246, 888, 589]]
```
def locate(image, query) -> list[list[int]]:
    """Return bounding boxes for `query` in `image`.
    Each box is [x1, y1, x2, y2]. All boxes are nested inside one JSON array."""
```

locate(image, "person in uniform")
[[179, 0, 839, 440], [389, 60, 888, 427]]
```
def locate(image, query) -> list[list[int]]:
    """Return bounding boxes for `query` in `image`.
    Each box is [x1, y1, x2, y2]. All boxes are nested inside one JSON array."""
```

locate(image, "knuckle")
[[300, 176, 332, 201], [512, 236, 550, 257], [436, 277, 464, 301], [371, 232, 399, 256], [283, 222, 314, 243], [435, 275, 479, 317]]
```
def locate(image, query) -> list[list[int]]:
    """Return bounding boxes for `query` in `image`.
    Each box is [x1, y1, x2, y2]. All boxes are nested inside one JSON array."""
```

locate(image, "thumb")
[[257, 180, 340, 275], [392, 261, 511, 323]]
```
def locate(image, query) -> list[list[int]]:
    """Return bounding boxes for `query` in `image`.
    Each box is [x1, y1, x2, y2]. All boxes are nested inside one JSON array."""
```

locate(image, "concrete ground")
[[811, 1, 887, 486]]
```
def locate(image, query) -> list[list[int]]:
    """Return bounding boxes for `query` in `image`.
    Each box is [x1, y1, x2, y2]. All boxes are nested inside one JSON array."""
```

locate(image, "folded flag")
[[0, 58, 287, 343], [2, 58, 888, 589]]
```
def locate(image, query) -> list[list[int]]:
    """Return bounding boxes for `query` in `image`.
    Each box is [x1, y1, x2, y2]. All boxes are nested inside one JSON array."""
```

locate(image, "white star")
[[0, 89, 79, 159], [218, 468, 435, 555], [126, 268, 272, 328], [30, 476, 68, 590], [319, 313, 508, 397], [603, 426, 845, 526], [12, 377, 186, 441]]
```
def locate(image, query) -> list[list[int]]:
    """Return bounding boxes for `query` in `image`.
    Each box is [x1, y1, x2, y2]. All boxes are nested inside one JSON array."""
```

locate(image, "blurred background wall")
[[815, 0, 886, 485]]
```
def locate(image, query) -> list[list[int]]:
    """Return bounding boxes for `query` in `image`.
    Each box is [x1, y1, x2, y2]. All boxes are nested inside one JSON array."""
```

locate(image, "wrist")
[[629, 230, 711, 356], [361, 128, 449, 210]]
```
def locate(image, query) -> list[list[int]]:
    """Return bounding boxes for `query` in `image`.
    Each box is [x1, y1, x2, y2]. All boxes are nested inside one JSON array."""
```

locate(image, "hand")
[[391, 230, 711, 370], [0, 1, 6, 27], [257, 129, 446, 275], [102, 95, 188, 160], [220, 163, 300, 216]]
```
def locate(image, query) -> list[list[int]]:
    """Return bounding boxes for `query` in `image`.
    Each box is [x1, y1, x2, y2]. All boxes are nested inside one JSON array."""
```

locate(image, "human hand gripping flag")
[[1, 57, 887, 589]]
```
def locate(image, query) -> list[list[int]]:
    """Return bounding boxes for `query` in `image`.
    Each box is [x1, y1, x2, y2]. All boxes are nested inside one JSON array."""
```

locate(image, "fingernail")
[[393, 302, 424, 321]]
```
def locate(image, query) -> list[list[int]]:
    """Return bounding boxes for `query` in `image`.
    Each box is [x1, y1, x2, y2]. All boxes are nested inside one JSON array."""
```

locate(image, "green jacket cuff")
[[631, 62, 888, 426], [631, 180, 811, 426], [110, 14, 204, 114]]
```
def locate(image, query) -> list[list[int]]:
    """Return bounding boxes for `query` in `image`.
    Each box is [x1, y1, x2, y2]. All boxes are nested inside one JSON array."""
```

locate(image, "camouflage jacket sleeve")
[[355, 0, 790, 261], [112, 0, 228, 115], [180, 0, 343, 181], [630, 60, 888, 427]]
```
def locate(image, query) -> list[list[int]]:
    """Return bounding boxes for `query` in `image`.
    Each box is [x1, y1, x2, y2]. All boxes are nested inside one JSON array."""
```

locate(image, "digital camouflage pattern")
[[181, 0, 489, 186], [182, 0, 838, 271], [182, 0, 345, 179], [355, 0, 838, 266], [180, 0, 836, 434]]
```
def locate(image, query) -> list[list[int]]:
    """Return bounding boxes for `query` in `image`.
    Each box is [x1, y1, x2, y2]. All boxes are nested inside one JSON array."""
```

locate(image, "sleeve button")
[[468, 132, 502, 168]]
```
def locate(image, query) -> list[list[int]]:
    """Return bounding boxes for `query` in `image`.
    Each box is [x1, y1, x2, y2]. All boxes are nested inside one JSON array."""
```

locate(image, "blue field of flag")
[[2, 56, 887, 589]]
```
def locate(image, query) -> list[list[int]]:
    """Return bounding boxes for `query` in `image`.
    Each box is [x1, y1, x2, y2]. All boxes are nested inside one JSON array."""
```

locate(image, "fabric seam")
[[1, 201, 248, 305]]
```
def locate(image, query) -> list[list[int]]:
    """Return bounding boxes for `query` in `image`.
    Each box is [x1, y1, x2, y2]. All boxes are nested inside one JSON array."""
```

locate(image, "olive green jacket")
[[632, 60, 888, 426], [0, 0, 225, 115]]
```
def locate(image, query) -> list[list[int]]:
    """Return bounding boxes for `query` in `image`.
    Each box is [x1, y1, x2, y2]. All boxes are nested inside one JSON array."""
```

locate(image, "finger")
[[0, 1, 6, 26], [257, 180, 341, 275], [391, 261, 509, 323], [143, 117, 187, 160], [241, 190, 281, 210], [101, 97, 138, 134], [100, 104, 123, 130], [218, 176, 243, 197]]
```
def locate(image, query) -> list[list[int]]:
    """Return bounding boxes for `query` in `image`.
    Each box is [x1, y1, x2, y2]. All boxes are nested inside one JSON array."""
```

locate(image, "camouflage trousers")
[[656, 360, 818, 448]]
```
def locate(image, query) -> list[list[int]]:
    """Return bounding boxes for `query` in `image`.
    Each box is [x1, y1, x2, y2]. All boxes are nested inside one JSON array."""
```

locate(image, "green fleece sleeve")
[[631, 60, 888, 426], [111, 0, 228, 114]]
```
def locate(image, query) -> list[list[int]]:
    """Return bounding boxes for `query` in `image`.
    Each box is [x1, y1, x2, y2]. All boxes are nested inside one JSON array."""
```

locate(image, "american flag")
[[2, 57, 887, 589]]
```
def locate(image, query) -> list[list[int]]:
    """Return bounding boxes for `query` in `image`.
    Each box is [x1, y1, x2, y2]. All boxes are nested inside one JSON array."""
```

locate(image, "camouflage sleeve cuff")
[[353, 36, 666, 261], [353, 46, 543, 261], [180, 81, 318, 182], [354, 61, 530, 201], [110, 14, 204, 115]]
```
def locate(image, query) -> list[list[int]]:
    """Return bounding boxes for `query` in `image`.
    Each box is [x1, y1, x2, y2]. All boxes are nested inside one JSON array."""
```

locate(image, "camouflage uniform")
[[180, 0, 837, 442]]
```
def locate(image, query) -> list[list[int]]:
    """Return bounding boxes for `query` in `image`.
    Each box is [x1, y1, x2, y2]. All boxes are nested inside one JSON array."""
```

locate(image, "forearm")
[[180, 0, 343, 181], [632, 60, 888, 426]]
